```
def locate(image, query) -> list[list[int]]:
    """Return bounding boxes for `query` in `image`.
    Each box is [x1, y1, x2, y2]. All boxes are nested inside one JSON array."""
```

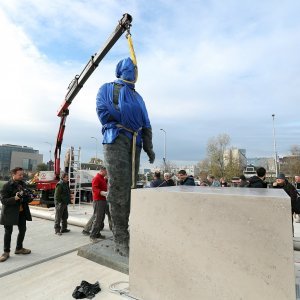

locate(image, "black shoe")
[[95, 233, 105, 239], [91, 233, 105, 240], [61, 229, 70, 233], [82, 230, 90, 236], [55, 231, 62, 236]]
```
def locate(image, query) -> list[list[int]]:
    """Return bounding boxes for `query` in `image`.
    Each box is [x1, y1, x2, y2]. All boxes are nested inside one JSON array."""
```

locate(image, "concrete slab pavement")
[[0, 210, 126, 300], [0, 251, 128, 300], [0, 217, 81, 277], [2, 203, 300, 299], [0, 216, 112, 278]]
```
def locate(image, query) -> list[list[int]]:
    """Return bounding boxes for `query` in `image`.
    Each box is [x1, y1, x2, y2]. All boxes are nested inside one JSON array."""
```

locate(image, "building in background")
[[247, 157, 276, 175], [169, 165, 200, 177], [223, 148, 247, 170], [0, 144, 43, 178]]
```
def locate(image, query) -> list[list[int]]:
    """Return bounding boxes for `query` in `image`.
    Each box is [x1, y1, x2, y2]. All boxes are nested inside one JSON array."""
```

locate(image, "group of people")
[[0, 166, 112, 262], [150, 172, 229, 188], [54, 167, 111, 243], [150, 172, 175, 187], [150, 170, 198, 187]]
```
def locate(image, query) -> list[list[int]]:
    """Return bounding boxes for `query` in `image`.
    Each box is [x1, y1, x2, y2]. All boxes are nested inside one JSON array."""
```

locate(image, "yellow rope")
[[118, 34, 139, 188], [122, 34, 138, 84], [127, 34, 137, 66]]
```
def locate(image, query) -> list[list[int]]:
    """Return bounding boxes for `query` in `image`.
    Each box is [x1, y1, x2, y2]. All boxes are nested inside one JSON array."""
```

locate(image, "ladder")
[[67, 146, 81, 207]]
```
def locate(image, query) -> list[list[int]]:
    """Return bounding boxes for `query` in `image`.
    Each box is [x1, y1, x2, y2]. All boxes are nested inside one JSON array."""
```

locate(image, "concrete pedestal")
[[129, 187, 295, 300]]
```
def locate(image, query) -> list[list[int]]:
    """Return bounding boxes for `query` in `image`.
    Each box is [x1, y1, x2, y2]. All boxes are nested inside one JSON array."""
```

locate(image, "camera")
[[17, 188, 37, 203]]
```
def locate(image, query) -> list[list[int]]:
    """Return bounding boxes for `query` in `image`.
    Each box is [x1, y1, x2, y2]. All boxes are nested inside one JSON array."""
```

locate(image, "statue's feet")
[[114, 242, 129, 257]]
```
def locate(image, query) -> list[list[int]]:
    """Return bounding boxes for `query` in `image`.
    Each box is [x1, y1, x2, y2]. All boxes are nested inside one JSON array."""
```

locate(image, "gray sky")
[[0, 0, 300, 168]]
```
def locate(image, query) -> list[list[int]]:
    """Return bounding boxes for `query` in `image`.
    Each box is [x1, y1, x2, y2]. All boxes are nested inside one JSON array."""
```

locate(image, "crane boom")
[[54, 13, 133, 178]]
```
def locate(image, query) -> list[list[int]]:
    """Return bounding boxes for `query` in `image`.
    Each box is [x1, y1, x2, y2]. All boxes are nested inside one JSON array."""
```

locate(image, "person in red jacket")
[[90, 166, 108, 243]]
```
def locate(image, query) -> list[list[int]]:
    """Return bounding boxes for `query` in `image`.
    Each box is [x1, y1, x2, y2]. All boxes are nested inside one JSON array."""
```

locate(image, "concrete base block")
[[78, 237, 129, 274], [129, 187, 296, 300]]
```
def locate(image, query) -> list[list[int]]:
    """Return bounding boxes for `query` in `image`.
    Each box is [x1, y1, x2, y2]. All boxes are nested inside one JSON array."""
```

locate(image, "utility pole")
[[91, 136, 98, 163], [271, 114, 279, 176], [160, 129, 167, 172], [44, 142, 52, 170]]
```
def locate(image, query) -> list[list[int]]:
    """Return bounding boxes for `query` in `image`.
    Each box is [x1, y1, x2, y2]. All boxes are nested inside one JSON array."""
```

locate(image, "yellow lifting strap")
[[122, 33, 139, 188], [123, 33, 138, 84]]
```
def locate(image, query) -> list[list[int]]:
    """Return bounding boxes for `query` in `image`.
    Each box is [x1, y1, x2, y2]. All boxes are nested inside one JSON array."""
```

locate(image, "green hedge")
[[0, 181, 7, 190]]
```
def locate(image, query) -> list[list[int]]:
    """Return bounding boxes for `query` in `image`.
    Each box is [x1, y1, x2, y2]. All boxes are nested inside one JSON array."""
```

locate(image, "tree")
[[290, 145, 300, 156], [159, 160, 177, 174], [280, 145, 300, 178], [206, 133, 230, 178], [36, 163, 48, 172], [224, 148, 243, 180], [197, 159, 210, 181], [89, 157, 103, 165]]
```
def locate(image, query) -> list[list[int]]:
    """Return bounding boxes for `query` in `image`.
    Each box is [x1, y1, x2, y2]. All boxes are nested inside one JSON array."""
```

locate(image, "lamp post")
[[44, 142, 52, 170], [91, 136, 98, 163], [271, 114, 279, 176], [160, 129, 166, 172]]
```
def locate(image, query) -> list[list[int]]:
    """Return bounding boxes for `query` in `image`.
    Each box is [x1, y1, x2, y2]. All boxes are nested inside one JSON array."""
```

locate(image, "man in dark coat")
[[248, 167, 267, 188], [273, 173, 298, 203], [54, 173, 71, 235], [177, 170, 195, 186], [273, 173, 298, 236], [0, 167, 33, 262]]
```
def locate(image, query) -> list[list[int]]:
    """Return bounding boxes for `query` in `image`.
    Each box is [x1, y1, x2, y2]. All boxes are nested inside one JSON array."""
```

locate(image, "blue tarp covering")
[[96, 58, 151, 146]]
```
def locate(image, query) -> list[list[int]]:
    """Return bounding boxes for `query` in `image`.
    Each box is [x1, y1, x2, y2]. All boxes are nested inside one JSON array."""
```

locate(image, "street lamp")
[[160, 129, 166, 172], [90, 136, 98, 163], [271, 114, 279, 176], [44, 142, 52, 170]]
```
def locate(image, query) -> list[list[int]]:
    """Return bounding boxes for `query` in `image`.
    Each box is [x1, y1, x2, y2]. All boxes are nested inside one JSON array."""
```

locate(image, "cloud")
[[1, 1, 300, 166]]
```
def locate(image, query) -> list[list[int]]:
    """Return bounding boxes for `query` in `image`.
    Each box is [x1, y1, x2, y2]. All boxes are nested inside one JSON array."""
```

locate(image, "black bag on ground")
[[72, 280, 101, 299]]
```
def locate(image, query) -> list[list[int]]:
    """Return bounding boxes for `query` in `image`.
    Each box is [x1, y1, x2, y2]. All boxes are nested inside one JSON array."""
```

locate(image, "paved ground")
[[0, 204, 128, 300], [1, 204, 300, 299]]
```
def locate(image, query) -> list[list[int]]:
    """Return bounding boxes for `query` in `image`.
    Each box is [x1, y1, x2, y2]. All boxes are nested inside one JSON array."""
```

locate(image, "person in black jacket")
[[248, 167, 267, 188], [153, 172, 176, 188], [0, 167, 33, 262], [177, 170, 195, 186], [54, 173, 71, 235], [163, 173, 175, 186], [273, 173, 298, 236], [150, 171, 164, 187], [273, 173, 298, 203]]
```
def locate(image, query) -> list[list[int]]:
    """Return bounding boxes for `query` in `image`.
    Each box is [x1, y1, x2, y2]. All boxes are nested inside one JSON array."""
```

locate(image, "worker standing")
[[54, 173, 71, 235], [89, 166, 108, 242]]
